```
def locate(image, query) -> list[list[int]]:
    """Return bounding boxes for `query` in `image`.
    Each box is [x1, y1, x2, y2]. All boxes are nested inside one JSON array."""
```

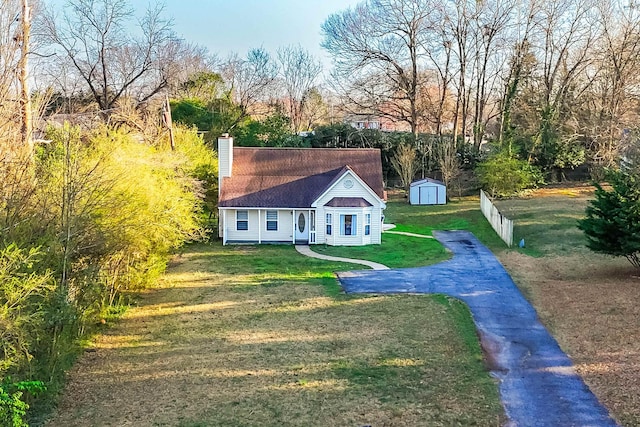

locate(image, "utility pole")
[[18, 0, 32, 155], [163, 94, 175, 150]]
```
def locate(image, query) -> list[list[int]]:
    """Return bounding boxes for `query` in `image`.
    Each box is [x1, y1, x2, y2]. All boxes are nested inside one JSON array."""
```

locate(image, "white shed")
[[409, 178, 446, 205]]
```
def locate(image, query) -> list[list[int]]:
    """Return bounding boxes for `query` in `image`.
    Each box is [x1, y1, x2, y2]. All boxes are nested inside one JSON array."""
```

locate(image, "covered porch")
[[220, 208, 316, 245]]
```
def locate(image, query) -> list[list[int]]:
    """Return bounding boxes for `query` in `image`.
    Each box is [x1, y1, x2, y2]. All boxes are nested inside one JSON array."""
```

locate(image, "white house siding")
[[217, 136, 233, 188], [313, 172, 384, 246], [261, 209, 294, 242], [222, 209, 295, 243]]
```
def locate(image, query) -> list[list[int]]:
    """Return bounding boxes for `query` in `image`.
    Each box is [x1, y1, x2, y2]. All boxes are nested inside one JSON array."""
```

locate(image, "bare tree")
[[526, 0, 597, 168], [470, 0, 517, 150], [17, 0, 32, 151], [391, 142, 419, 190], [435, 136, 460, 190], [0, 0, 40, 234], [301, 87, 329, 130], [37, 0, 179, 112], [589, 0, 640, 167], [322, 0, 433, 139], [0, 0, 22, 123], [445, 0, 475, 144], [220, 48, 278, 128], [276, 45, 322, 133], [496, 0, 537, 146]]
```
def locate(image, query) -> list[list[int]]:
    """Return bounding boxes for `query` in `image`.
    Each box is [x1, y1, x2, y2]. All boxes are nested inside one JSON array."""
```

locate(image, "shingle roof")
[[325, 197, 373, 207], [219, 147, 384, 208]]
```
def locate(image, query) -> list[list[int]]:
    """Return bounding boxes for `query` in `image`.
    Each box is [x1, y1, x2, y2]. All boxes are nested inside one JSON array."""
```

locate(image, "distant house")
[[217, 135, 386, 245], [345, 113, 381, 130], [344, 113, 411, 132], [409, 178, 447, 205]]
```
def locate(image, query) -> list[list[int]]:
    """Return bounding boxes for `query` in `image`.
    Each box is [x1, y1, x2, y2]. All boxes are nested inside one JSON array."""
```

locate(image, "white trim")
[[326, 212, 333, 236], [365, 212, 371, 236], [292, 209, 296, 244], [309, 209, 316, 243], [310, 169, 385, 208], [222, 210, 227, 245], [258, 209, 262, 244], [219, 206, 305, 211]]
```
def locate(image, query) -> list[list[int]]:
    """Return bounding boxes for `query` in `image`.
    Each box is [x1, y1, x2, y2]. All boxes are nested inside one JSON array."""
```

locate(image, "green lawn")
[[47, 243, 504, 426], [385, 196, 507, 250], [494, 192, 591, 257], [314, 195, 507, 268], [312, 232, 449, 268]]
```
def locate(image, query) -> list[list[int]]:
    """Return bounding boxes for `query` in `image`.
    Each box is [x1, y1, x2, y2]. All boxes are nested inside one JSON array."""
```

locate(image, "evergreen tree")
[[578, 170, 640, 268]]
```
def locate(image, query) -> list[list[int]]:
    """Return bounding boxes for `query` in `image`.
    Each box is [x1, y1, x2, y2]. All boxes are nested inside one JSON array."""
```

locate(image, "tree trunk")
[[19, 0, 32, 155]]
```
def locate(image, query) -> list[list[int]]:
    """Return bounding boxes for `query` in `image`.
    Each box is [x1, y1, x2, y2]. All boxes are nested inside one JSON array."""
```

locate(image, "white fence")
[[480, 190, 513, 247]]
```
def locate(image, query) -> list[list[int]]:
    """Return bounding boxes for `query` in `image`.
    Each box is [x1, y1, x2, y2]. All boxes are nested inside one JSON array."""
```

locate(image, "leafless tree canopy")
[[219, 48, 278, 123], [323, 0, 640, 170], [322, 0, 433, 137], [391, 142, 419, 190], [276, 45, 322, 133], [35, 0, 202, 112], [0, 0, 22, 114]]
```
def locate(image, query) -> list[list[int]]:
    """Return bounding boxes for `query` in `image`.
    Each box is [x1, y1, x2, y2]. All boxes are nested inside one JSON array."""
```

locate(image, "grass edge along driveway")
[[45, 243, 504, 426]]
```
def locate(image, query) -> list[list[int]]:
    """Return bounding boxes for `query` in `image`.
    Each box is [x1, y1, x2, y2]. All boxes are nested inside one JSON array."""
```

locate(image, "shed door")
[[419, 186, 437, 204]]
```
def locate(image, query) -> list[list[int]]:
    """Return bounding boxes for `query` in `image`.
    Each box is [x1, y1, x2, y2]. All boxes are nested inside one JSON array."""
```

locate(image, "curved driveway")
[[337, 230, 619, 427]]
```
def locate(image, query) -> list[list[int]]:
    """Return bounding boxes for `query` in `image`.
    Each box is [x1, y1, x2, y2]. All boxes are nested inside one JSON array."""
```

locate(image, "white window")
[[326, 213, 332, 235], [340, 214, 357, 236], [365, 213, 371, 236], [236, 210, 248, 231], [266, 210, 278, 231]]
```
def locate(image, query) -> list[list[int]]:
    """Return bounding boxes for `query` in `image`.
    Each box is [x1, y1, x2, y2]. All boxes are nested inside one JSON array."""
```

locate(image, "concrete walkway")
[[294, 245, 389, 270], [337, 230, 619, 427], [384, 230, 434, 239]]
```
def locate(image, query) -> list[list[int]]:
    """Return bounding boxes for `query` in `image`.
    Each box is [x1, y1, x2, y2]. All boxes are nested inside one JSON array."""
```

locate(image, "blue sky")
[[160, 0, 361, 67]]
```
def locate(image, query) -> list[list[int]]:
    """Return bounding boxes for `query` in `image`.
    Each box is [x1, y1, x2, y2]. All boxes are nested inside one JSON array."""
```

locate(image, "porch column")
[[258, 209, 262, 244], [222, 209, 227, 245], [292, 209, 296, 244]]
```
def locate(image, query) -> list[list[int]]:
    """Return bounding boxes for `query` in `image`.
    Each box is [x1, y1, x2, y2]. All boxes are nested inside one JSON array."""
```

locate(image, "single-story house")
[[409, 178, 447, 205], [217, 135, 386, 245]]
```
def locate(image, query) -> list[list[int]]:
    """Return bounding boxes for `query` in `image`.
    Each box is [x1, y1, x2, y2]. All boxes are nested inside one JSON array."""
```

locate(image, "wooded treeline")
[[28, 0, 640, 192], [322, 0, 640, 194], [162, 0, 640, 196]]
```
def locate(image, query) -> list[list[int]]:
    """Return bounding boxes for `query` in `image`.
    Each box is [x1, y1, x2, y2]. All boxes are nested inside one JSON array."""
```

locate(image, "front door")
[[295, 211, 309, 243]]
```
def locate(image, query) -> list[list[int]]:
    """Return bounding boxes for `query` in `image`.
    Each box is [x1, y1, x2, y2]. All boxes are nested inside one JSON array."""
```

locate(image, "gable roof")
[[219, 147, 384, 208], [410, 178, 445, 187]]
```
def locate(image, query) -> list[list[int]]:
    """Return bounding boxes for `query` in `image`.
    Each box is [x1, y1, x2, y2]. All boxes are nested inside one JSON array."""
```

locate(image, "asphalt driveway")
[[337, 230, 619, 427]]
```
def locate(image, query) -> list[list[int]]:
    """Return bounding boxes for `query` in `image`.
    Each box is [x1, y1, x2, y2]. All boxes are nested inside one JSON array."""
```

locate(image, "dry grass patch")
[[496, 186, 640, 426], [46, 243, 503, 427]]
